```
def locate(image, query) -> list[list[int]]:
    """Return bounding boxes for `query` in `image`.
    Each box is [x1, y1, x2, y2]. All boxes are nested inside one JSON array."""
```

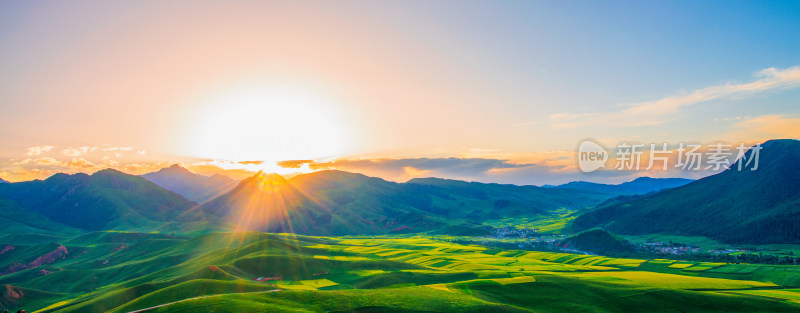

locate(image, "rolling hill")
[[559, 229, 637, 254], [142, 164, 237, 203], [0, 232, 797, 313], [574, 139, 800, 244], [0, 169, 201, 232]]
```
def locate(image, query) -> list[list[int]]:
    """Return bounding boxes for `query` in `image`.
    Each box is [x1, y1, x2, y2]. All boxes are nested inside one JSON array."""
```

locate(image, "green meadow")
[[0, 232, 793, 312]]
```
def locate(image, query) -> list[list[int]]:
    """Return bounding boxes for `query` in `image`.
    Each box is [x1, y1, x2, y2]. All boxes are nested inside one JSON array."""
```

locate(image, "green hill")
[[574, 139, 800, 244], [0, 197, 80, 236], [0, 169, 199, 232], [560, 229, 638, 254]]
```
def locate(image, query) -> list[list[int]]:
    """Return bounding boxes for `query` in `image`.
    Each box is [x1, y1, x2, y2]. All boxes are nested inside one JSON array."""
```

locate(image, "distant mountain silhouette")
[[0, 169, 198, 231], [198, 170, 610, 235], [142, 164, 236, 202], [0, 178, 8, 183], [574, 139, 800, 244], [544, 177, 693, 196]]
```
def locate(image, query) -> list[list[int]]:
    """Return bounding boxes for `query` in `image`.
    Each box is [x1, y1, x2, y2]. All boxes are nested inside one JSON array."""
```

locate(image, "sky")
[[1, 1, 799, 184]]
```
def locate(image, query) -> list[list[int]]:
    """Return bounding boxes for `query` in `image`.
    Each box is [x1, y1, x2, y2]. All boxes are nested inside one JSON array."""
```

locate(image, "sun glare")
[[183, 83, 351, 163]]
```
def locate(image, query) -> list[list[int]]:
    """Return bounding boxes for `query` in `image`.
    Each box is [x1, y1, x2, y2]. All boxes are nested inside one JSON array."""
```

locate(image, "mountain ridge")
[[0, 169, 199, 231], [544, 177, 693, 197], [142, 164, 237, 203]]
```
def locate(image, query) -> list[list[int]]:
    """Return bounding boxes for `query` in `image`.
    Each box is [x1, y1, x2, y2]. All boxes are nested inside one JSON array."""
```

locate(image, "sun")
[[182, 83, 351, 163]]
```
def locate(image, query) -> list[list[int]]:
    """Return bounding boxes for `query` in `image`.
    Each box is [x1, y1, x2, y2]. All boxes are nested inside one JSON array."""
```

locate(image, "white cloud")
[[61, 146, 96, 157], [550, 66, 800, 128], [26, 146, 53, 156]]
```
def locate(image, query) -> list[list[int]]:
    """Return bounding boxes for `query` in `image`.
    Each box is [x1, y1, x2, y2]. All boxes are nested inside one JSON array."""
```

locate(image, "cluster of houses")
[[491, 226, 539, 239], [642, 242, 701, 255]]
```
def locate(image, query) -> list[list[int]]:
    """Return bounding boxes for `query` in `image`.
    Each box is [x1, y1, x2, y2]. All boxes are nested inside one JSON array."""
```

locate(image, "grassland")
[[0, 232, 796, 312]]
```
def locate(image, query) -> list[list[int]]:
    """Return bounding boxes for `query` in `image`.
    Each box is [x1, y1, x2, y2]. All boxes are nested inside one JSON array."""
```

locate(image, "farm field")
[[0, 232, 796, 312]]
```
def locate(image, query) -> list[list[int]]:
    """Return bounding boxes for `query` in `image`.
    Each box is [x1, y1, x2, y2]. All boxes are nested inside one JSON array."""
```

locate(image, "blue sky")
[[1, 1, 799, 183]]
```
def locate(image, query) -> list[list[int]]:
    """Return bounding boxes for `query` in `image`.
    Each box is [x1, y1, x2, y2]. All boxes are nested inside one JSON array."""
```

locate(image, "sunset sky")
[[2, 1, 799, 184]]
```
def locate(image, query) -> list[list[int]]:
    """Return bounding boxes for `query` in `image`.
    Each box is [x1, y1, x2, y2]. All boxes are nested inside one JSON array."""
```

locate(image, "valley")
[[0, 140, 797, 312]]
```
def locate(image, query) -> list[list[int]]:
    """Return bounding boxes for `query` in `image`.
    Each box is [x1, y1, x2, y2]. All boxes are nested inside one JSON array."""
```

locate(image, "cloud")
[[62, 146, 96, 157], [102, 146, 134, 152], [302, 156, 610, 185], [309, 158, 534, 176], [728, 114, 800, 141], [33, 157, 60, 166], [26, 146, 53, 156], [237, 160, 265, 165], [65, 157, 96, 169], [550, 66, 800, 128], [298, 157, 558, 183], [276, 160, 313, 168]]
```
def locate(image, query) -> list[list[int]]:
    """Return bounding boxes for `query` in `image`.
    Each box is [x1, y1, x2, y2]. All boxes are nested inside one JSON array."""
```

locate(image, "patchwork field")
[[0, 232, 798, 312]]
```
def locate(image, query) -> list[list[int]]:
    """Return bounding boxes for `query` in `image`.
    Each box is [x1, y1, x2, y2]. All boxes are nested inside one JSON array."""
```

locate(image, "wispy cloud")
[[550, 66, 800, 128], [102, 146, 134, 152]]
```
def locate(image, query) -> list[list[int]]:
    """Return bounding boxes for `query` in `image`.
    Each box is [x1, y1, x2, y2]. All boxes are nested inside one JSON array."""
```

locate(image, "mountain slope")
[[546, 177, 693, 197], [0, 178, 8, 183], [0, 169, 199, 231], [0, 196, 80, 236], [142, 164, 236, 203], [574, 139, 800, 244], [198, 171, 440, 235], [406, 177, 607, 219]]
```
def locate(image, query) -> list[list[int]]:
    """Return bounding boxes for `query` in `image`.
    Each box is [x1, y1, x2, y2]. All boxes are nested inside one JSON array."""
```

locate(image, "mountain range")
[[142, 164, 237, 203], [545, 177, 693, 197], [0, 167, 623, 237], [2, 139, 794, 242], [0, 169, 201, 232], [197, 170, 613, 235], [574, 139, 800, 244]]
